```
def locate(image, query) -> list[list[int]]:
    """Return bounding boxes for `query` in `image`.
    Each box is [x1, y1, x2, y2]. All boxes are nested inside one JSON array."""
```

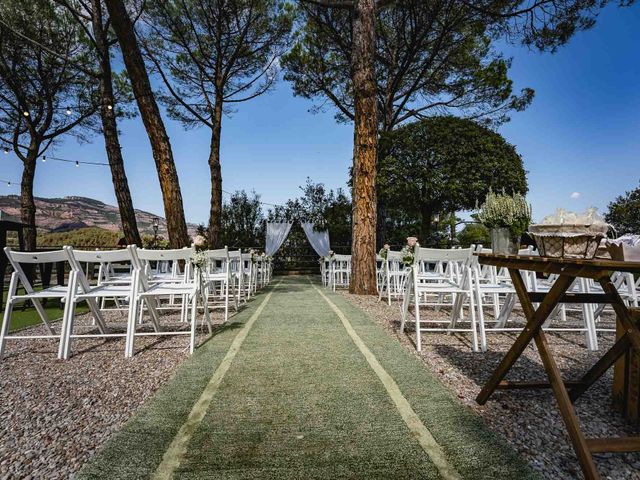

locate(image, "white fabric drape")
[[301, 223, 331, 257], [265, 222, 293, 256]]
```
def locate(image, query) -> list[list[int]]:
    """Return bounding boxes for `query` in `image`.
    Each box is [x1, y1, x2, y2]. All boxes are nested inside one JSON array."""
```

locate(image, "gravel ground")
[[0, 308, 226, 479], [339, 291, 640, 480]]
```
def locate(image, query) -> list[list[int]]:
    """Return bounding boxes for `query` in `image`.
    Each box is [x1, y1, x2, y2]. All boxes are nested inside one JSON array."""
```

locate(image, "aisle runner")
[[153, 286, 278, 479], [79, 277, 537, 480], [310, 282, 461, 480]]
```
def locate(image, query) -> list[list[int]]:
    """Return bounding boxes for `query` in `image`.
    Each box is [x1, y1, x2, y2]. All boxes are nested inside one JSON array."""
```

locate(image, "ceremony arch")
[[265, 222, 332, 258]]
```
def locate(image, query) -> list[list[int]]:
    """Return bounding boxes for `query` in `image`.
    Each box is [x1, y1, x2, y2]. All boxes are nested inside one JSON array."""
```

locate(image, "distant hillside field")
[[37, 227, 122, 248], [0, 195, 198, 237]]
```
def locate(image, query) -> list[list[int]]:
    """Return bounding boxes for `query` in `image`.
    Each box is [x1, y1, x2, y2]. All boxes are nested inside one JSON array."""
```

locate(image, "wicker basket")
[[528, 224, 608, 259]]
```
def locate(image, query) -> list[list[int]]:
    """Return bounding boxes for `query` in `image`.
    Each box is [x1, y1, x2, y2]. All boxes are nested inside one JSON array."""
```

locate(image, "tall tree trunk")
[[20, 145, 38, 251], [93, 0, 141, 247], [375, 130, 392, 249], [419, 201, 433, 246], [207, 93, 224, 248], [349, 0, 378, 295], [105, 0, 189, 248]]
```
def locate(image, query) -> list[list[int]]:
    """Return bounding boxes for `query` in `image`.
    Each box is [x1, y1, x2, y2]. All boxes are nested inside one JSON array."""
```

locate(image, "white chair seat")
[[139, 282, 197, 297], [12, 285, 72, 299], [75, 284, 133, 299]]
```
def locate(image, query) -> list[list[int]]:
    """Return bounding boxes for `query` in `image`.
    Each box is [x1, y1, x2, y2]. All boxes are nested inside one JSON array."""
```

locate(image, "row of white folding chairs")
[[400, 244, 633, 353], [199, 249, 272, 322], [400, 244, 599, 352], [400, 245, 549, 352], [483, 246, 630, 351], [1, 246, 213, 360]]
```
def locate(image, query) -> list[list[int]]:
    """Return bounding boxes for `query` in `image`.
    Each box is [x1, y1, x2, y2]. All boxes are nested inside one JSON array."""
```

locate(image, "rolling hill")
[[0, 195, 198, 239]]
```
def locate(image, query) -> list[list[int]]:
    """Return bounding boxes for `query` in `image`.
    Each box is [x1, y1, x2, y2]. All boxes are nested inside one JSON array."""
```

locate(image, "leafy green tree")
[[284, 0, 533, 133], [142, 0, 292, 248], [221, 191, 265, 248], [378, 116, 527, 244], [54, 0, 142, 246], [284, 0, 620, 294], [0, 0, 100, 250], [457, 223, 490, 248], [606, 182, 640, 235]]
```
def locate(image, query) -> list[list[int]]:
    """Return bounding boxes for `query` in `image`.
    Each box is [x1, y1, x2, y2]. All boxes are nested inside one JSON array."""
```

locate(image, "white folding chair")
[[61, 247, 138, 359], [241, 253, 255, 298], [400, 246, 480, 352], [0, 247, 88, 360], [332, 254, 351, 291], [205, 247, 236, 323], [321, 256, 332, 287], [377, 251, 406, 305], [129, 246, 212, 357]]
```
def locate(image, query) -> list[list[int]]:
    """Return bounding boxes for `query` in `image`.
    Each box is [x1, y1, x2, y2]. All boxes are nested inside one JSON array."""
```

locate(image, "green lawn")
[[1, 288, 89, 332]]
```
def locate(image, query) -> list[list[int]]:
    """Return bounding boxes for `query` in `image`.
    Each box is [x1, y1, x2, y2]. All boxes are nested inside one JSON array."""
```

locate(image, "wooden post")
[[613, 308, 640, 427]]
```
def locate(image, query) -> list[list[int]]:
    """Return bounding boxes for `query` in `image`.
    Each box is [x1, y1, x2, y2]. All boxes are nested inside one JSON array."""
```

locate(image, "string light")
[[3, 147, 8, 154], [65, 107, 72, 115], [23, 111, 29, 117], [222, 189, 280, 207], [107, 105, 113, 110], [1, 178, 15, 187], [2, 145, 109, 166]]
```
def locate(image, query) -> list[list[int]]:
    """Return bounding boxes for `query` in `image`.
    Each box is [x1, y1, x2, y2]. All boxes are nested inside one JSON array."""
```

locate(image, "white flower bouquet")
[[401, 237, 418, 266], [476, 190, 532, 240], [190, 250, 209, 270]]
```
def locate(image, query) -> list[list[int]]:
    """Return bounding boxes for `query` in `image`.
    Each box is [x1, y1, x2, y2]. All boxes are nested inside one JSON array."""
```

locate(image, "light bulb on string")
[[75, 160, 79, 167], [23, 111, 29, 117], [65, 107, 72, 115], [107, 104, 113, 110], [7, 181, 10, 186], [42, 155, 46, 163], [3, 147, 8, 154]]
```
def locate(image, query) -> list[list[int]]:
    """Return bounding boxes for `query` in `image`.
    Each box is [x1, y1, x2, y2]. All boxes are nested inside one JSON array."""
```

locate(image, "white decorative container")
[[528, 224, 608, 259], [491, 228, 518, 255]]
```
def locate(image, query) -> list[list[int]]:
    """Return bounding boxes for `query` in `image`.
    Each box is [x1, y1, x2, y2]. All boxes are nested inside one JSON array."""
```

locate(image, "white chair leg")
[[224, 280, 229, 323], [189, 293, 197, 354], [472, 290, 484, 352], [414, 291, 422, 352], [0, 299, 15, 360]]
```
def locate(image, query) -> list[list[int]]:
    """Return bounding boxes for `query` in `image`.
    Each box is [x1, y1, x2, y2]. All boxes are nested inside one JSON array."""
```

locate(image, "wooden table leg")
[[534, 328, 600, 479], [570, 333, 631, 402], [476, 272, 574, 404], [597, 277, 640, 350]]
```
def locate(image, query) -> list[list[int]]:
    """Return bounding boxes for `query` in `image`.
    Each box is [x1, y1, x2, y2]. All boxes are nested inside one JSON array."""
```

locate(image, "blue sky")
[[2, 3, 638, 225]]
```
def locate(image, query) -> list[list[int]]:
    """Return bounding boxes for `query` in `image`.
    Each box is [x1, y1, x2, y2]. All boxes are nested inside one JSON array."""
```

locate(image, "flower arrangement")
[[476, 190, 532, 241], [190, 250, 209, 270], [378, 243, 390, 260], [192, 234, 207, 252], [401, 237, 418, 266]]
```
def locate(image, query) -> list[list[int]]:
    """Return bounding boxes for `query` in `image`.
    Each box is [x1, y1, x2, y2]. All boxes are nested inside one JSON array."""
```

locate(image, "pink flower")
[[407, 237, 418, 247], [193, 235, 206, 247]]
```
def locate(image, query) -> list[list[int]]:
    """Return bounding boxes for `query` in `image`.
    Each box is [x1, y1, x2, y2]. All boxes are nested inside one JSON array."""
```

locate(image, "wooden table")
[[475, 253, 640, 480]]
